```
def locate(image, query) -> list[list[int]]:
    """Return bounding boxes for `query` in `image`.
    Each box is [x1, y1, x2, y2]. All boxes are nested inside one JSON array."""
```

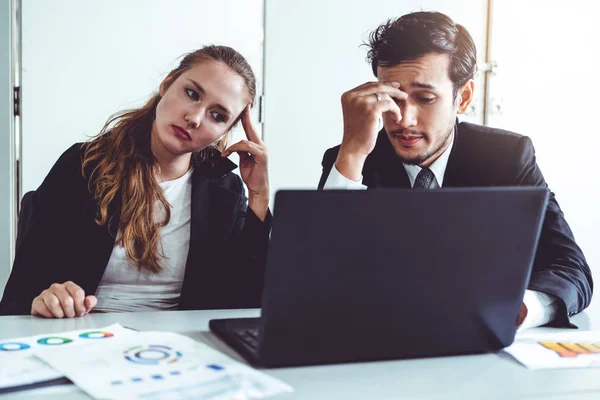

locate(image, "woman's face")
[[153, 60, 248, 157]]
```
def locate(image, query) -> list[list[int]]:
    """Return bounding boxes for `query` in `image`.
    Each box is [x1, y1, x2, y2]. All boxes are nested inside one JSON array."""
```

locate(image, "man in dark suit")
[[318, 11, 592, 329]]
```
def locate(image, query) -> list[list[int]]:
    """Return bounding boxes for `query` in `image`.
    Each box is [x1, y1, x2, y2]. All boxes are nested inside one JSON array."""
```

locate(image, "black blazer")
[[318, 120, 593, 327], [0, 143, 271, 315]]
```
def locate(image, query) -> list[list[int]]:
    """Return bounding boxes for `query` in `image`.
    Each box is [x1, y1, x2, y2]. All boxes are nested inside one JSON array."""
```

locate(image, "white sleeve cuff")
[[323, 164, 367, 190], [517, 289, 558, 331]]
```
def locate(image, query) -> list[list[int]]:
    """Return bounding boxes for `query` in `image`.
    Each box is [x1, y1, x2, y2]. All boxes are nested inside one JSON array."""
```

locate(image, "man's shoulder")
[[456, 121, 534, 159], [457, 121, 527, 143], [321, 144, 342, 168]]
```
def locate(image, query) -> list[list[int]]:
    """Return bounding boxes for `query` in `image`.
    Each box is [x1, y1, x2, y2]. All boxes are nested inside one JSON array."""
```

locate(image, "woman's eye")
[[185, 88, 199, 101], [211, 112, 226, 123]]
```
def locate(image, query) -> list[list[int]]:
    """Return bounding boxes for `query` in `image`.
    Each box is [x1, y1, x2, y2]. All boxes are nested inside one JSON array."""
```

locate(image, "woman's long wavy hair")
[[81, 45, 256, 273]]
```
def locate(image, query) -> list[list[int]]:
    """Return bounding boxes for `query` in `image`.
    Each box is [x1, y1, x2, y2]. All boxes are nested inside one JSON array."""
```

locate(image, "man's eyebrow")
[[188, 79, 232, 115], [408, 82, 437, 90]]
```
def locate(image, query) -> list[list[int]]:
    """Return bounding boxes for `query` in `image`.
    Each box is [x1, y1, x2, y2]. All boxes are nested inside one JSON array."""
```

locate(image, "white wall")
[[264, 0, 488, 197], [8, 1, 599, 303], [489, 0, 600, 288], [21, 0, 264, 195], [0, 0, 15, 300]]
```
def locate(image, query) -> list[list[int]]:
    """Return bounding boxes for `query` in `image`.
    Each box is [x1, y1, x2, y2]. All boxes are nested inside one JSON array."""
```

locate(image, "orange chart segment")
[[539, 341, 600, 358]]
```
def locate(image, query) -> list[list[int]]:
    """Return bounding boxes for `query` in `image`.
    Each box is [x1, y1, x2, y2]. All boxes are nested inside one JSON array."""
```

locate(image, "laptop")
[[210, 187, 548, 368]]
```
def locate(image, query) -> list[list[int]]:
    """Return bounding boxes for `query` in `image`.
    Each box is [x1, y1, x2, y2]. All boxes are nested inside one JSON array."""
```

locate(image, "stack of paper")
[[1, 323, 292, 399], [504, 330, 600, 369], [0, 323, 135, 393], [36, 330, 293, 399]]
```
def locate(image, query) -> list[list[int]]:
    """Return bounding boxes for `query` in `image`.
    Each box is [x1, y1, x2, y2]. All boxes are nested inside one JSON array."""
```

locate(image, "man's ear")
[[456, 79, 475, 114]]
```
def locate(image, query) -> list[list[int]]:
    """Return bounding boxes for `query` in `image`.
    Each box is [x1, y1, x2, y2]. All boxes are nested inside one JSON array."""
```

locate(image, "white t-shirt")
[[94, 168, 193, 312]]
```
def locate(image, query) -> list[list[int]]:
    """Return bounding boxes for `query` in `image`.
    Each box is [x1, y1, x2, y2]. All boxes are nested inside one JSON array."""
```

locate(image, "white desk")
[[2, 307, 600, 400]]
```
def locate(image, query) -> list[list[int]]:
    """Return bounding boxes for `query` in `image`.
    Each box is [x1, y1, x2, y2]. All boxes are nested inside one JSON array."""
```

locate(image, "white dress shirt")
[[324, 132, 558, 330], [95, 168, 193, 312]]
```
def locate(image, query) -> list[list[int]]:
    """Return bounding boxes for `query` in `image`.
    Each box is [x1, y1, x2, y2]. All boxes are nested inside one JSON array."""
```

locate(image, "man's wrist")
[[335, 149, 368, 182]]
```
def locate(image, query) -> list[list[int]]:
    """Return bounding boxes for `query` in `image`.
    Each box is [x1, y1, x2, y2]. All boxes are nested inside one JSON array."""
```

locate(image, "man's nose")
[[397, 102, 417, 129]]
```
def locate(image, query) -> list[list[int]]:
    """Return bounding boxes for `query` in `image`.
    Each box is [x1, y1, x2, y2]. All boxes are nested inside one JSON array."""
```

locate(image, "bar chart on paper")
[[539, 341, 600, 358], [504, 331, 600, 369]]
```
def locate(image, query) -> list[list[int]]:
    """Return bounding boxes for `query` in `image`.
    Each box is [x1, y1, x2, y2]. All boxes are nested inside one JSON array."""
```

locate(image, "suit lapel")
[[187, 150, 240, 249], [443, 120, 474, 187], [179, 155, 243, 307]]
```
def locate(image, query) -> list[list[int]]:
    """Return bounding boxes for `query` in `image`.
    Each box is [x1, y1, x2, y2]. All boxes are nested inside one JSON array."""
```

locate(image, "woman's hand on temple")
[[222, 107, 269, 220]]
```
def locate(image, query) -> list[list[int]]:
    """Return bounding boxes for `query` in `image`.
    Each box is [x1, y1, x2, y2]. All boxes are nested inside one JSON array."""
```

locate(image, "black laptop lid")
[[256, 188, 548, 367]]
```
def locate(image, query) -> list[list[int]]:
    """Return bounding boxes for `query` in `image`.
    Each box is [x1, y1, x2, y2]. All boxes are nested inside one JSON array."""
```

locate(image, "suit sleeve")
[[0, 144, 87, 315], [226, 175, 272, 307], [514, 136, 593, 327]]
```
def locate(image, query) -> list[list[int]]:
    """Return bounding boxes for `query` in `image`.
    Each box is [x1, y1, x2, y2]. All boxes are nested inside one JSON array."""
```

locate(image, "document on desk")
[[35, 331, 293, 400], [504, 330, 600, 369], [0, 323, 135, 392]]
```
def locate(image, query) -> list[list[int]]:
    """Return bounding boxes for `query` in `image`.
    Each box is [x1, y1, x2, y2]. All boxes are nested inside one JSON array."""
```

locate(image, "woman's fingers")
[[31, 296, 53, 318], [241, 106, 262, 144], [222, 140, 266, 160], [64, 281, 87, 317], [41, 291, 65, 318], [30, 281, 91, 318], [51, 283, 77, 318], [84, 295, 97, 313]]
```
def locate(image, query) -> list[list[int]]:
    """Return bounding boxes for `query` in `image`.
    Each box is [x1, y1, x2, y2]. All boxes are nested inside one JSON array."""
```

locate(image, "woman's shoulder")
[[36, 142, 90, 193], [46, 142, 87, 176]]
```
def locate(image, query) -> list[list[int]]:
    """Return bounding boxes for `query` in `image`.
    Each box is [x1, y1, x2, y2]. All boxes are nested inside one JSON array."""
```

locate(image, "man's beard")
[[393, 122, 454, 166]]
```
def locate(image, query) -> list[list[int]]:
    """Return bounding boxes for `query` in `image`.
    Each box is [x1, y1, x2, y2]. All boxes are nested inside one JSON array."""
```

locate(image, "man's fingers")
[[349, 82, 408, 102], [375, 95, 403, 123], [42, 292, 65, 318], [241, 107, 261, 144], [84, 295, 97, 313], [351, 80, 399, 92], [64, 281, 86, 317], [31, 297, 53, 318]]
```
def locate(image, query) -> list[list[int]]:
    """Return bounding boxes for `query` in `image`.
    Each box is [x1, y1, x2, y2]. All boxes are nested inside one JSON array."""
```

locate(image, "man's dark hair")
[[366, 11, 477, 98]]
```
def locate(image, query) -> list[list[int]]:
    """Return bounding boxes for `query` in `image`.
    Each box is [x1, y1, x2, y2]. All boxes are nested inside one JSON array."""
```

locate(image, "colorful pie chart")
[[124, 345, 182, 365], [37, 337, 73, 345], [79, 331, 114, 339], [0, 342, 31, 351]]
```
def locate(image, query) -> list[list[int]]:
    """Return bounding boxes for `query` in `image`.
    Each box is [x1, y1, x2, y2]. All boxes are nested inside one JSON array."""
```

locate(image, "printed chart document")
[[504, 330, 600, 369], [0, 323, 135, 392], [36, 331, 292, 400]]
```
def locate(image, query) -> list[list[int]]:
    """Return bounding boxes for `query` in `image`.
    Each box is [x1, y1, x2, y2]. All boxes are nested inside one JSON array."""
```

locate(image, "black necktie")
[[414, 168, 435, 189]]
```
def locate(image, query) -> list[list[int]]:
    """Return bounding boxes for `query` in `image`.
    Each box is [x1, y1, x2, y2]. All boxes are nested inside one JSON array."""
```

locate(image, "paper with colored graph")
[[0, 323, 135, 391], [504, 330, 600, 369], [35, 331, 292, 400]]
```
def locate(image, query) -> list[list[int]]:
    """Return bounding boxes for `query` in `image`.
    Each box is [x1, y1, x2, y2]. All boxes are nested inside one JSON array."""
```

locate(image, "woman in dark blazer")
[[0, 45, 271, 317]]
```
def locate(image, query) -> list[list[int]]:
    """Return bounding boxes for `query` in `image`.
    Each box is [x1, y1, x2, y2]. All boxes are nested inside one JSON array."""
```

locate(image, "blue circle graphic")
[[37, 337, 73, 345], [124, 345, 182, 365], [0, 342, 31, 351]]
